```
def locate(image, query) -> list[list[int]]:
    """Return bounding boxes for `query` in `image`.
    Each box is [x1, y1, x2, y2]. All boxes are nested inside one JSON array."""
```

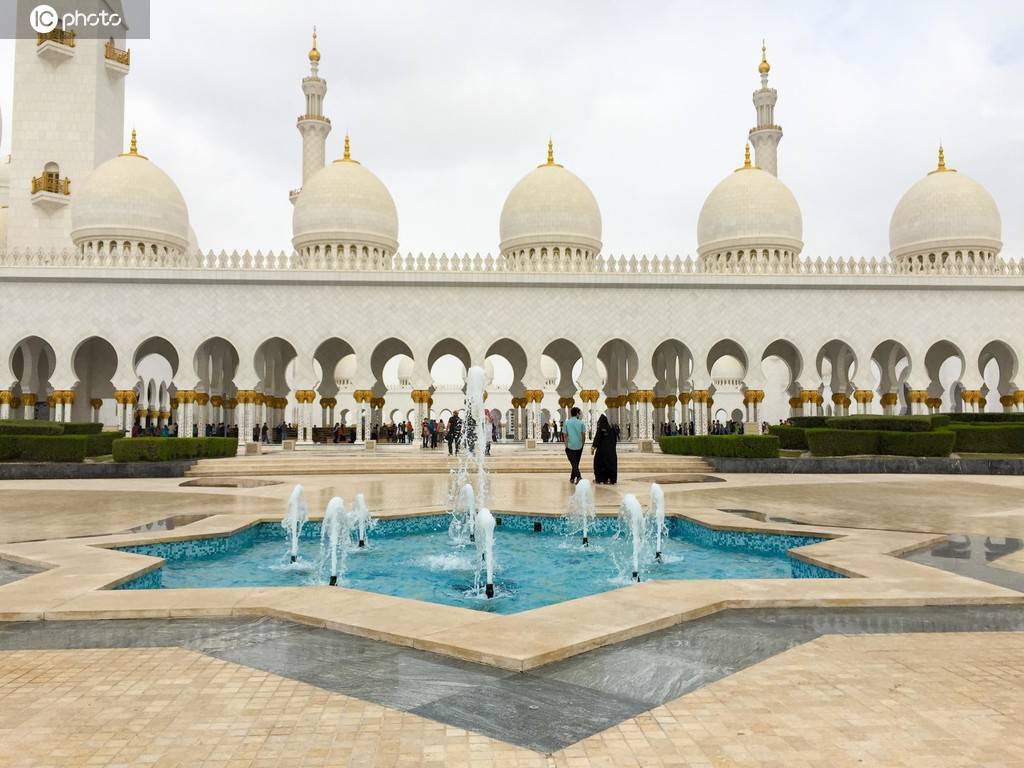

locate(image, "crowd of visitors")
[[130, 421, 235, 438]]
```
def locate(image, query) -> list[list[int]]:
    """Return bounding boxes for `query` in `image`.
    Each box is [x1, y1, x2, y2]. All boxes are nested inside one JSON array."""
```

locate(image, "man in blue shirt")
[[563, 407, 587, 485]]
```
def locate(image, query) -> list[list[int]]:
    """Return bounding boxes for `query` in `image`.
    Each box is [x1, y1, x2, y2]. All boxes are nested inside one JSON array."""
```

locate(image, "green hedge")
[[929, 415, 952, 429], [658, 435, 779, 458], [877, 431, 956, 457], [0, 435, 17, 460], [0, 420, 63, 436], [786, 416, 829, 428], [947, 424, 1024, 454], [85, 431, 122, 456], [943, 412, 1024, 424], [824, 415, 933, 432], [9, 435, 89, 462], [767, 424, 807, 450], [61, 422, 105, 435], [113, 437, 238, 462], [806, 428, 955, 457]]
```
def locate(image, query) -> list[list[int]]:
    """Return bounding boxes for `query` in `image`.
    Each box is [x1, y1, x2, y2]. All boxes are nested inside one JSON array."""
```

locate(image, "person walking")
[[592, 413, 618, 484], [447, 413, 460, 455], [562, 406, 587, 485]]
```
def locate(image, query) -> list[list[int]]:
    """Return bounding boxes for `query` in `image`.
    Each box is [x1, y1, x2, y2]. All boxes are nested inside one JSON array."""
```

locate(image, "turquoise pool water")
[[116, 514, 840, 614]]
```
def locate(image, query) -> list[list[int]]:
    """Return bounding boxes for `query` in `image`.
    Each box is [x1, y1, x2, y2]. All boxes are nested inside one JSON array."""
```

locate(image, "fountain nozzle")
[[582, 535, 589, 547], [290, 555, 297, 563], [485, 583, 494, 598], [632, 570, 640, 582], [655, 551, 661, 562], [358, 538, 365, 548], [329, 575, 337, 586]]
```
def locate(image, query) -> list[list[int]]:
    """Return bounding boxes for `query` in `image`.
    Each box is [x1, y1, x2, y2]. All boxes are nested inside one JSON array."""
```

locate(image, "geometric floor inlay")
[[3, 605, 1023, 752]]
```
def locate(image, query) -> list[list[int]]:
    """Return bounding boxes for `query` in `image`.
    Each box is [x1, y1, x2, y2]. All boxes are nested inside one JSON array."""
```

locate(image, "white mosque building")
[[0, 16, 1021, 450]]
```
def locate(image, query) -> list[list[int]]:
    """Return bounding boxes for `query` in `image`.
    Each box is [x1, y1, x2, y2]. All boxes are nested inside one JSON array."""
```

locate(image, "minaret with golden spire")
[[749, 39, 782, 177], [293, 25, 332, 203]]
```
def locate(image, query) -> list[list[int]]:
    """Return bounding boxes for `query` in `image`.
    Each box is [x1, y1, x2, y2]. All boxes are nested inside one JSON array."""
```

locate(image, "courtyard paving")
[[1, 462, 1023, 764]]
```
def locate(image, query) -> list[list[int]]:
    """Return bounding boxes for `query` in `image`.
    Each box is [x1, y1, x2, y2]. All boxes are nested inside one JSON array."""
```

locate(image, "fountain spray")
[[650, 483, 665, 561], [352, 493, 370, 548], [621, 494, 646, 581], [475, 507, 496, 598], [321, 496, 348, 585], [447, 365, 490, 545], [569, 479, 595, 547], [459, 483, 477, 543], [282, 484, 309, 563]]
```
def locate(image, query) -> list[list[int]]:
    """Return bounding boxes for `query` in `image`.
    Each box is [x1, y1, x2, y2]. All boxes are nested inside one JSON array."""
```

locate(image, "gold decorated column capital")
[[879, 392, 899, 407], [853, 389, 874, 404], [90, 398, 103, 410], [21, 393, 37, 407], [235, 389, 256, 404], [195, 392, 210, 406], [0, 391, 12, 405]]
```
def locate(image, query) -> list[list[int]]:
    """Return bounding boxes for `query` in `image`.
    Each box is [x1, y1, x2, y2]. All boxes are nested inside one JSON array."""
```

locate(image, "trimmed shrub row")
[[61, 422, 105, 435], [85, 431, 123, 456], [0, 434, 89, 462], [785, 416, 829, 428], [947, 424, 1024, 454], [767, 424, 808, 450], [0, 420, 63, 436], [943, 412, 1024, 424], [825, 415, 934, 432], [658, 435, 780, 459], [113, 437, 238, 462], [806, 428, 955, 457]]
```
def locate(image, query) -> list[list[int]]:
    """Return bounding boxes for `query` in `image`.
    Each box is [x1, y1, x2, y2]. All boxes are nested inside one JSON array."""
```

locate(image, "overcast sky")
[[1, 0, 1021, 259]]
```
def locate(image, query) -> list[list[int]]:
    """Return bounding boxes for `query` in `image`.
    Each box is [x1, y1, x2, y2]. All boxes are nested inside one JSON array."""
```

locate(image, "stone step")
[[185, 450, 712, 477]]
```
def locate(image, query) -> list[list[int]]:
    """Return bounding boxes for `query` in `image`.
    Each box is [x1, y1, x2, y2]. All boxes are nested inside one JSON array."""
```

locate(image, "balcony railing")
[[31, 175, 70, 195], [37, 28, 75, 47], [104, 41, 130, 66]]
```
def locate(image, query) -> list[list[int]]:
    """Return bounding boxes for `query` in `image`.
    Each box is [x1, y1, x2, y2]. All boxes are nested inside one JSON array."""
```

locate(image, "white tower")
[[7, 0, 129, 252], [749, 42, 782, 177], [291, 27, 332, 204]]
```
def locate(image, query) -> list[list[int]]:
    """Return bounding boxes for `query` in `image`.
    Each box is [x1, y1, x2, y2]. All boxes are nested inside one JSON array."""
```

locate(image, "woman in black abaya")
[[591, 414, 618, 484]]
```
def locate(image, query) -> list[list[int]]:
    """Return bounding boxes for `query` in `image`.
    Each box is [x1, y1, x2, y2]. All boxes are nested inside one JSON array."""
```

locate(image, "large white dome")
[[292, 139, 398, 256], [70, 134, 189, 255], [697, 158, 803, 259], [499, 143, 602, 258], [889, 149, 1001, 268]]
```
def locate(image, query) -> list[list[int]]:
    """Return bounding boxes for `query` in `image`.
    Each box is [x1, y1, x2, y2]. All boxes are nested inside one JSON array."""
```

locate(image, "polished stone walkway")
[[3, 606, 1023, 753]]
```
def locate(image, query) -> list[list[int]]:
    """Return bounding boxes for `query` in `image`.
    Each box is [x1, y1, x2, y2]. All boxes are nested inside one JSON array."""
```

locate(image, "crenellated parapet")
[[1, 246, 1022, 278]]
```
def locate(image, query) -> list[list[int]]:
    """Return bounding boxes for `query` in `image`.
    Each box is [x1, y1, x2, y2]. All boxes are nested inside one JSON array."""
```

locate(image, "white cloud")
[[1, 0, 1021, 258]]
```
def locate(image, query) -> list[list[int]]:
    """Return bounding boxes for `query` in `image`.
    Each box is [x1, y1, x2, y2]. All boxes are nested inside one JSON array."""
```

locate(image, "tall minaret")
[[291, 26, 331, 204], [749, 41, 782, 177]]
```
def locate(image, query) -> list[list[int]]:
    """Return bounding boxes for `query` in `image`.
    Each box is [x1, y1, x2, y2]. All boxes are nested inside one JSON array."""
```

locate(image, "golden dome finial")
[[309, 25, 320, 63], [929, 141, 955, 174], [547, 138, 555, 166], [120, 127, 147, 159], [759, 39, 770, 75], [343, 132, 351, 161], [735, 142, 755, 171]]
